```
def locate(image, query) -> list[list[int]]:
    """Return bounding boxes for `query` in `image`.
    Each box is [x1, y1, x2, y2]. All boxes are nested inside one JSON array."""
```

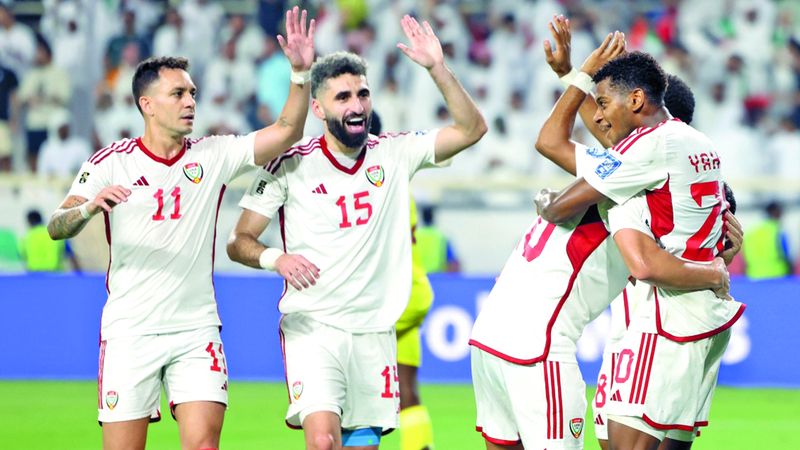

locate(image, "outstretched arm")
[[536, 30, 625, 175], [227, 209, 320, 291], [397, 15, 487, 163], [253, 7, 316, 166]]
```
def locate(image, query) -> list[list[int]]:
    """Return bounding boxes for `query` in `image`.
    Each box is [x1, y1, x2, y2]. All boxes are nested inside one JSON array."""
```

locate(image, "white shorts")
[[471, 347, 587, 449], [606, 329, 731, 434], [98, 326, 229, 423], [593, 349, 695, 442], [280, 314, 399, 432]]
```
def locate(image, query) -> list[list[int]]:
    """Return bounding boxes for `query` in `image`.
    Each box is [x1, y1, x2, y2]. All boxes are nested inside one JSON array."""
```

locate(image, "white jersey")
[[585, 119, 745, 340], [68, 133, 257, 339], [470, 144, 630, 364], [239, 131, 441, 333], [606, 281, 653, 349]]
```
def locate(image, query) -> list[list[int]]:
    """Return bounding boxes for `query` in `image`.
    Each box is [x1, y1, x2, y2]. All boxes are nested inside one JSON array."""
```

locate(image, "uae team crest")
[[292, 381, 303, 400], [365, 165, 385, 187], [570, 417, 584, 438], [183, 162, 204, 184], [106, 391, 119, 410]]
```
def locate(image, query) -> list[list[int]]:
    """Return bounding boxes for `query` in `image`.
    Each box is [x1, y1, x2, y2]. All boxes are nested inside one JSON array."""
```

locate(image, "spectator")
[[743, 201, 792, 279], [220, 13, 265, 65], [17, 36, 70, 172], [0, 4, 36, 77], [38, 111, 91, 178], [416, 205, 461, 273], [20, 210, 79, 272], [0, 62, 17, 172], [255, 35, 290, 124], [104, 9, 149, 75], [152, 7, 188, 58]]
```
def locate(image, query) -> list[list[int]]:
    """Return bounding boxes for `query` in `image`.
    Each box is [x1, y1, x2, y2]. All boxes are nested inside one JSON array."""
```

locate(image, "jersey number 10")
[[152, 187, 182, 221]]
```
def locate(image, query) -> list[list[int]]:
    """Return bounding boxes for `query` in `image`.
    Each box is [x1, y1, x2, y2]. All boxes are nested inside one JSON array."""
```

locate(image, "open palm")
[[397, 15, 444, 70], [278, 6, 316, 72]]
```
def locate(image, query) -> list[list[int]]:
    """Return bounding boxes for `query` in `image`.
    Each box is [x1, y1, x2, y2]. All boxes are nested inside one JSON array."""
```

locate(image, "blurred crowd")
[[0, 0, 797, 182]]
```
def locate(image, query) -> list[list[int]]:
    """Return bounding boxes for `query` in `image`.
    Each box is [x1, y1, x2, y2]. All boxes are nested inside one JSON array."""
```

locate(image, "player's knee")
[[307, 431, 337, 450]]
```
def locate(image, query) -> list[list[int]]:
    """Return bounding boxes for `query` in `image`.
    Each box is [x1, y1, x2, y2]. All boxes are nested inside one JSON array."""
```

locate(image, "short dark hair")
[[27, 210, 43, 226], [131, 56, 190, 115], [592, 51, 666, 106], [723, 182, 736, 215], [664, 74, 695, 125], [310, 51, 367, 99]]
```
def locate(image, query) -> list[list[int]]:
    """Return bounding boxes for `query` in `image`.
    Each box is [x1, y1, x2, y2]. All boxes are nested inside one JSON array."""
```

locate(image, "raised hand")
[[580, 30, 626, 76], [275, 253, 321, 291], [397, 15, 444, 70], [277, 6, 316, 72], [543, 15, 573, 77]]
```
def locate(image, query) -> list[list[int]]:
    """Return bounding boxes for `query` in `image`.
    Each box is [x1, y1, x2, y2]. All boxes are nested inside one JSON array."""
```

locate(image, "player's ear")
[[139, 96, 153, 117], [629, 88, 645, 114], [311, 98, 325, 120]]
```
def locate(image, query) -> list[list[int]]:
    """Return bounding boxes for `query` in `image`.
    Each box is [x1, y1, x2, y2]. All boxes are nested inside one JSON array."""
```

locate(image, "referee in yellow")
[[396, 197, 435, 450]]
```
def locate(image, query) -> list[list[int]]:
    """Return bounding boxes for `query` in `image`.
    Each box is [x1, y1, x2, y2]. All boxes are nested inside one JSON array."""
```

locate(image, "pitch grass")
[[1, 381, 799, 449]]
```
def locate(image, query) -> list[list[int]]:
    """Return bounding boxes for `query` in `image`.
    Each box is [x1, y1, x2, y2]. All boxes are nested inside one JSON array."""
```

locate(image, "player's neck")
[[141, 127, 186, 159], [639, 106, 672, 128], [323, 129, 362, 156]]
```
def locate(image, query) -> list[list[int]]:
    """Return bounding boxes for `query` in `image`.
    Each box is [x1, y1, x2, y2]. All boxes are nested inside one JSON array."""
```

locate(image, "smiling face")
[[312, 73, 372, 151], [139, 68, 197, 137], [592, 78, 644, 146]]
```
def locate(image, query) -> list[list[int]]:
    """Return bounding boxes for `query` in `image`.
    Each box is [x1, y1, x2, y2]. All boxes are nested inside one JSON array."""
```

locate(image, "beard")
[[326, 113, 371, 150]]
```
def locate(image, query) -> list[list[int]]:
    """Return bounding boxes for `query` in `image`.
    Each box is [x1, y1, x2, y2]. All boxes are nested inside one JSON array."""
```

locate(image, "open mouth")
[[344, 115, 366, 134]]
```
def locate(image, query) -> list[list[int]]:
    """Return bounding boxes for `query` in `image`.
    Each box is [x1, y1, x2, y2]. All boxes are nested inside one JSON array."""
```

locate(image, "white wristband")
[[78, 203, 91, 220], [290, 70, 310, 86], [558, 67, 579, 89], [259, 247, 285, 271], [570, 71, 595, 94]]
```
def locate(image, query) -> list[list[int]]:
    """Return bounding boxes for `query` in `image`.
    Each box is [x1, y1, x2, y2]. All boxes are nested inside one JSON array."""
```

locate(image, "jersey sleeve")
[[387, 129, 442, 176], [607, 193, 655, 238], [66, 160, 110, 202], [210, 132, 258, 183], [238, 166, 287, 220], [574, 143, 612, 178], [582, 132, 668, 205]]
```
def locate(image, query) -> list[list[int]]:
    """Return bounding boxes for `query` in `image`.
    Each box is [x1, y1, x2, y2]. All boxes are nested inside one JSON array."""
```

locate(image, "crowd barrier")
[[2, 273, 797, 387]]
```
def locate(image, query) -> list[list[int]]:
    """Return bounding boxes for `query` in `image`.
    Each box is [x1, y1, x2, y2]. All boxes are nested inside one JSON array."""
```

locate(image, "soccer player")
[[226, 15, 486, 450], [46, 7, 315, 450], [468, 28, 732, 450], [537, 43, 745, 450], [538, 20, 743, 449], [397, 196, 436, 450]]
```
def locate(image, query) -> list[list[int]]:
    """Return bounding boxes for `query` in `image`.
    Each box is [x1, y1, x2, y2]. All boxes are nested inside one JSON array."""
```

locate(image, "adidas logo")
[[311, 183, 328, 194], [611, 390, 622, 401], [595, 415, 604, 425], [132, 176, 149, 187]]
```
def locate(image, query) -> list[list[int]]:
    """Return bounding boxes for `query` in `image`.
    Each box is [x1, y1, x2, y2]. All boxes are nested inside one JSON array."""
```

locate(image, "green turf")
[[1, 381, 798, 449]]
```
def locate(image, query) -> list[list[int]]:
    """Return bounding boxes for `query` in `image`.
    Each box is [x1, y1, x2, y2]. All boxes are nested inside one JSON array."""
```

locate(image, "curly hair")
[[592, 52, 666, 106], [310, 51, 368, 99], [132, 56, 190, 114], [664, 74, 695, 125]]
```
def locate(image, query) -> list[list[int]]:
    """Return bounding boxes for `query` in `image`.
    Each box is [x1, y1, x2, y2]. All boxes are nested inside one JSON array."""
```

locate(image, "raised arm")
[[543, 15, 616, 150], [227, 209, 320, 290], [252, 7, 316, 166], [48, 186, 131, 240], [397, 15, 487, 163], [536, 30, 625, 175], [614, 229, 731, 299]]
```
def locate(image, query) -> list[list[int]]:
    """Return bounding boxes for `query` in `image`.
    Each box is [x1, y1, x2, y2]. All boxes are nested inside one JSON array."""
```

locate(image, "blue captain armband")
[[342, 426, 382, 447]]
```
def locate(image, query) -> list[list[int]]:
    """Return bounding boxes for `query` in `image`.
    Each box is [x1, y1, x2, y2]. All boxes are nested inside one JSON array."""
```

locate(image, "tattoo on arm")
[[48, 196, 92, 240]]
